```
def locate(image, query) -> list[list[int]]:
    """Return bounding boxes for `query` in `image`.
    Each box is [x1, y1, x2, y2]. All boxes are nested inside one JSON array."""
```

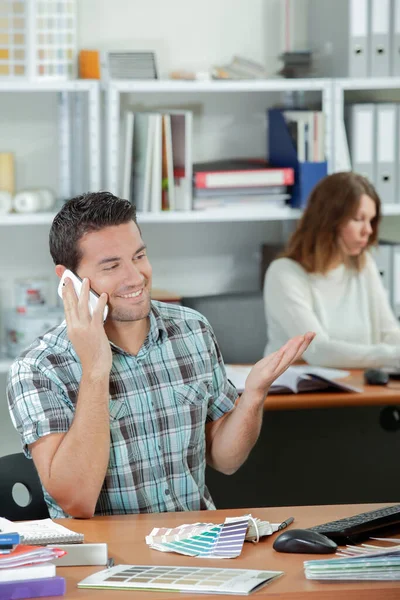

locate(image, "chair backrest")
[[182, 291, 266, 364], [0, 453, 49, 520]]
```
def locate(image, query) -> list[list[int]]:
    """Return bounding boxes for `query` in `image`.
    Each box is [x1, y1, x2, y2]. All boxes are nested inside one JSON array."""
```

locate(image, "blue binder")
[[268, 109, 328, 208]]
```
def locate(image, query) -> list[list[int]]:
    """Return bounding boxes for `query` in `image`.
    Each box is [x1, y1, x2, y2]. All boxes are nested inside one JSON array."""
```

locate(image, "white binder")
[[376, 103, 396, 204], [374, 241, 400, 319], [370, 0, 391, 76], [349, 0, 370, 77], [150, 113, 162, 213], [348, 104, 376, 184], [391, 0, 400, 75]]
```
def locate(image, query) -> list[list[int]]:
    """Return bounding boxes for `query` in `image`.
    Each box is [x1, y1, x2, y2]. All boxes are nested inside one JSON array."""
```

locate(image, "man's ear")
[[55, 265, 67, 279]]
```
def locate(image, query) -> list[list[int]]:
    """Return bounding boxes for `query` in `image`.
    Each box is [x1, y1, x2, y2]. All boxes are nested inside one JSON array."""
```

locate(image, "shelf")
[[0, 358, 11, 374], [1, 203, 400, 226], [337, 77, 400, 91], [381, 203, 400, 215], [107, 78, 332, 94], [136, 205, 302, 223], [0, 212, 56, 225], [0, 79, 99, 92]]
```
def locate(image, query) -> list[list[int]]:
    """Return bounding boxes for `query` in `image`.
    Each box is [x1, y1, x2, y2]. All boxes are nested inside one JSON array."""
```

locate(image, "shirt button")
[[158, 444, 162, 450], [165, 489, 170, 495]]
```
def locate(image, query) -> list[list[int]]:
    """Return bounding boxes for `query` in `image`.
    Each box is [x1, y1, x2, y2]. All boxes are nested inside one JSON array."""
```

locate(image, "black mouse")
[[364, 369, 389, 386], [272, 528, 337, 554]]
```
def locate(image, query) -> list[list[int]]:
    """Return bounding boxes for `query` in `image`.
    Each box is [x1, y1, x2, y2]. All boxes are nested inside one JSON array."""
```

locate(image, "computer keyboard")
[[308, 504, 400, 544]]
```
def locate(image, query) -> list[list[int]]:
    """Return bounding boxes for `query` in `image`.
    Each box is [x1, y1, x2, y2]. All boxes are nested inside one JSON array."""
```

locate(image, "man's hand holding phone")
[[59, 273, 112, 379]]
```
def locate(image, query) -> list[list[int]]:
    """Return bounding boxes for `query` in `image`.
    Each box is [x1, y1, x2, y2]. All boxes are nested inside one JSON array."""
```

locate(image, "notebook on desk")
[[225, 365, 362, 394], [0, 517, 84, 546]]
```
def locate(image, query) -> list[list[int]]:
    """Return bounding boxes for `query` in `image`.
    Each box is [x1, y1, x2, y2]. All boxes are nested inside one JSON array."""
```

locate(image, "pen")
[[106, 557, 114, 569], [278, 517, 294, 531]]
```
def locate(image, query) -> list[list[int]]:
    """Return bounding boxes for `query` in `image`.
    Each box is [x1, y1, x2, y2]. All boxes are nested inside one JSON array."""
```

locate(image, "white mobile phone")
[[57, 269, 109, 322]]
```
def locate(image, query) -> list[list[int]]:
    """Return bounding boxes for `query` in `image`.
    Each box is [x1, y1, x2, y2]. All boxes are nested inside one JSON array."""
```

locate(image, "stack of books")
[[192, 158, 294, 211], [0, 535, 66, 599], [277, 51, 314, 78], [121, 110, 193, 212]]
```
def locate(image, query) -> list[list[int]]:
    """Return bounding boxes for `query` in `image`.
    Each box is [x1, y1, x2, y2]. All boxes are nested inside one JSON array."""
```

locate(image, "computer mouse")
[[272, 528, 337, 554], [364, 369, 389, 386]]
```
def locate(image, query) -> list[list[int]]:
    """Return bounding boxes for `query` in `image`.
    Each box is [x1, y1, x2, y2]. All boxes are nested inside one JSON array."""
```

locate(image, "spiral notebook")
[[0, 517, 84, 546]]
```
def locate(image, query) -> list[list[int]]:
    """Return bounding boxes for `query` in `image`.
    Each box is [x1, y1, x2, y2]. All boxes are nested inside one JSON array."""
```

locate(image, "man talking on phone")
[[7, 192, 314, 519]]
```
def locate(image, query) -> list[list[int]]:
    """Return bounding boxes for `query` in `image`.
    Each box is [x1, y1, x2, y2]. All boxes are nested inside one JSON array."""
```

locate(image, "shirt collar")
[[65, 302, 168, 360]]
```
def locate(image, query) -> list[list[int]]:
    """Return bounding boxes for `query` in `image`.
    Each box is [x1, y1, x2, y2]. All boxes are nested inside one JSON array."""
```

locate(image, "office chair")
[[182, 291, 266, 364], [0, 453, 49, 520]]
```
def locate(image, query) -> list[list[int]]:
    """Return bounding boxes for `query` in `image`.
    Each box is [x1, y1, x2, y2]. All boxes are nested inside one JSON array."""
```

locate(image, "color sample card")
[[0, 0, 75, 78], [78, 564, 283, 595], [146, 515, 281, 559], [0, 0, 26, 76], [147, 516, 249, 559]]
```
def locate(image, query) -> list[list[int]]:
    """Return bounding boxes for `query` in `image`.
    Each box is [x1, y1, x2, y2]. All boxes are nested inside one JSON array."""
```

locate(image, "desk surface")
[[264, 369, 400, 411], [57, 503, 399, 600]]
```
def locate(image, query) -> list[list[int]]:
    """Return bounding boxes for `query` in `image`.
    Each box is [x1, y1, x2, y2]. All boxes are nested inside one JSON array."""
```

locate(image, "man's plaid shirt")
[[7, 301, 237, 518]]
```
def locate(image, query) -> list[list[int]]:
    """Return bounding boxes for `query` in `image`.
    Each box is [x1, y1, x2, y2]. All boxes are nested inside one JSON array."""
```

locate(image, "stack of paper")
[[304, 540, 400, 580], [0, 545, 65, 569], [145, 515, 280, 559]]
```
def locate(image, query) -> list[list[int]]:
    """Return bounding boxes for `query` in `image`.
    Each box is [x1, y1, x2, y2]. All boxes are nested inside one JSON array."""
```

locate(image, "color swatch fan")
[[146, 515, 280, 559], [0, 0, 77, 80]]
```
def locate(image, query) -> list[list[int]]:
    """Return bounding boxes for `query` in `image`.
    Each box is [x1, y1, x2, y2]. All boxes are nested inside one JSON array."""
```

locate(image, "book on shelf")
[[282, 111, 325, 163], [193, 194, 289, 211], [194, 184, 288, 198], [0, 517, 84, 546], [121, 109, 193, 213], [0, 576, 66, 599], [268, 108, 328, 208], [193, 159, 294, 189], [224, 365, 362, 395]]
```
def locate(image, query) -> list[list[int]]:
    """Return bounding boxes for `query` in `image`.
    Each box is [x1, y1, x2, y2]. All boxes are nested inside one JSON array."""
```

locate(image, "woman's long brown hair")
[[283, 172, 381, 273]]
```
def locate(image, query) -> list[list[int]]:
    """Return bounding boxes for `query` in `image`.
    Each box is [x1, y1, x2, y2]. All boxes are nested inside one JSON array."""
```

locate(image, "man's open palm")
[[245, 332, 315, 396]]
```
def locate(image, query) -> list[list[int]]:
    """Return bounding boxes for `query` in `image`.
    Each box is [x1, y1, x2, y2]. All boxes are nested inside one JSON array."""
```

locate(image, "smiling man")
[[7, 192, 314, 519]]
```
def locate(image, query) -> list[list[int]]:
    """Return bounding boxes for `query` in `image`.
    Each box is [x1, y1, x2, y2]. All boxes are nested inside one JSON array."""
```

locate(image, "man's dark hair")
[[49, 191, 137, 271]]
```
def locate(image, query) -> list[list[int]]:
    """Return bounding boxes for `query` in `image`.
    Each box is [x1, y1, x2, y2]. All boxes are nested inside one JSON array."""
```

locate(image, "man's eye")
[[104, 265, 118, 271]]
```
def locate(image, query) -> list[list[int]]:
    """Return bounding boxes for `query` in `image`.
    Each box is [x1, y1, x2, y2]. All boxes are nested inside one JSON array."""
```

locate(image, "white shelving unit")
[[104, 78, 334, 220], [332, 77, 400, 214], [0, 80, 101, 379], [0, 359, 11, 374], [0, 79, 101, 198]]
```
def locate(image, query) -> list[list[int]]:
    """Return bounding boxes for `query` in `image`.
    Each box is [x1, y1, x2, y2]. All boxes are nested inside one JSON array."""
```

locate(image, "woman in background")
[[264, 171, 400, 368]]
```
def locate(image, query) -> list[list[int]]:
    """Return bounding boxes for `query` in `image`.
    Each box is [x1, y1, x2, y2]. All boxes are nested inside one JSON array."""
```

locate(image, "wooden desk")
[[57, 504, 399, 599], [264, 369, 400, 411], [207, 370, 400, 509]]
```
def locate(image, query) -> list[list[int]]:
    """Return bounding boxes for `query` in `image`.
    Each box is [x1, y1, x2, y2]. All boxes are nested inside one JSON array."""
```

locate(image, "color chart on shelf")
[[0, 0, 76, 79]]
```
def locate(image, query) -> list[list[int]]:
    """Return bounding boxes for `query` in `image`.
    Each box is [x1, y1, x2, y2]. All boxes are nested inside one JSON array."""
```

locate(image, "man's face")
[[76, 221, 152, 322]]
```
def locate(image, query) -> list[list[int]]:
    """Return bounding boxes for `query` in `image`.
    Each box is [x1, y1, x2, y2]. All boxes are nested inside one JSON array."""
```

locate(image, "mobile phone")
[[57, 269, 109, 322]]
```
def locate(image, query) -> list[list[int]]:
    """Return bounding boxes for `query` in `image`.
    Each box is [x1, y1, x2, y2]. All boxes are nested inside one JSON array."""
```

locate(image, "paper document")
[[225, 365, 361, 394], [78, 564, 283, 595]]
